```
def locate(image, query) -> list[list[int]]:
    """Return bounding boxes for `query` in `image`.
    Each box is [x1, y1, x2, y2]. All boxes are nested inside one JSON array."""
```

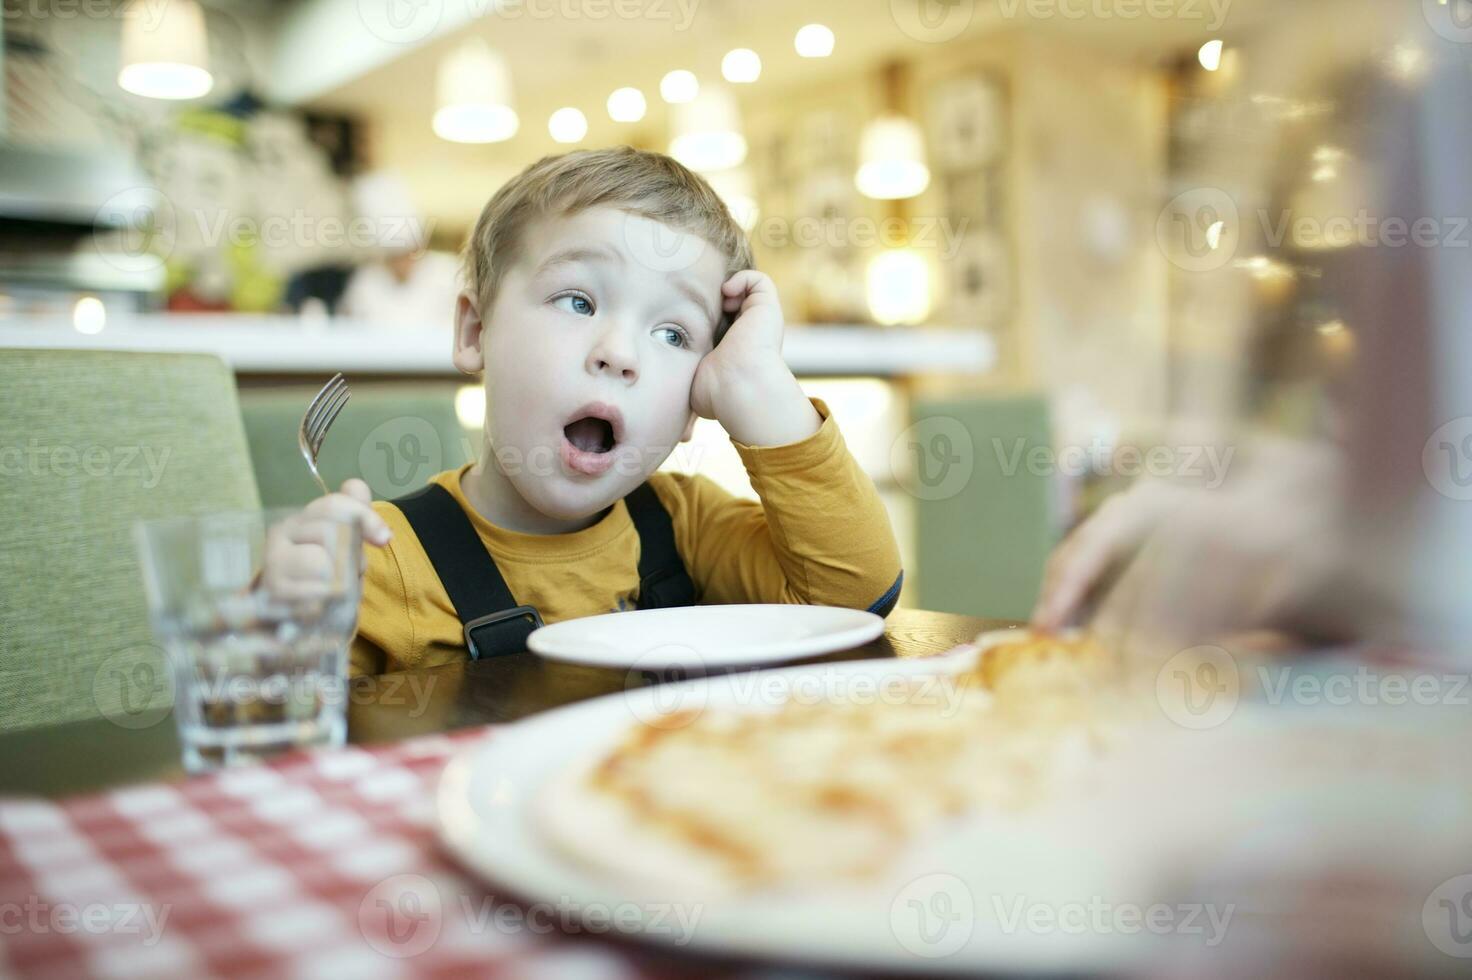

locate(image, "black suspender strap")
[[390, 484, 542, 660], [389, 481, 697, 659], [625, 482, 697, 609]]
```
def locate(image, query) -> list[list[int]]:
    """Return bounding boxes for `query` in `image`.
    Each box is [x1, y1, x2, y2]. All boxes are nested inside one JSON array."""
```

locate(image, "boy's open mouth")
[[563, 416, 616, 454], [559, 403, 625, 477]]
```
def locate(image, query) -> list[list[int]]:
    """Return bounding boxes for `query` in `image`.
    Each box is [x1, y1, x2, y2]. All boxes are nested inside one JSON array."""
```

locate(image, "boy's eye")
[[653, 326, 689, 349], [552, 292, 595, 316]]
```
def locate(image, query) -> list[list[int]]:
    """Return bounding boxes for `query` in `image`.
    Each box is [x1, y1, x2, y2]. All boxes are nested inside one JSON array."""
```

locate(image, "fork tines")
[[305, 373, 350, 453]]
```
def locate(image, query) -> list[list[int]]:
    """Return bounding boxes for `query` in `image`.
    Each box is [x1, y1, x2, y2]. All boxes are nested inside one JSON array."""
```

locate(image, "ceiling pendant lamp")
[[668, 85, 747, 173], [434, 40, 519, 144], [117, 0, 213, 100], [855, 63, 930, 201], [856, 117, 931, 200]]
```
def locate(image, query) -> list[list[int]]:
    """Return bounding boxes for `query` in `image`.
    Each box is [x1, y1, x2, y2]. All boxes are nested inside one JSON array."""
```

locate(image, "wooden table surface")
[[0, 608, 1015, 799]]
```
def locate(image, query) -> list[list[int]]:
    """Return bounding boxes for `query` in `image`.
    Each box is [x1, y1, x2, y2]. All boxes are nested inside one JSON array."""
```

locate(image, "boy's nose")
[[587, 327, 639, 383]]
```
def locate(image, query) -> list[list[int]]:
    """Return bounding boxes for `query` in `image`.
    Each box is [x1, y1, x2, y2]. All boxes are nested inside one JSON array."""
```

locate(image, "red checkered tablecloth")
[[0, 729, 737, 980]]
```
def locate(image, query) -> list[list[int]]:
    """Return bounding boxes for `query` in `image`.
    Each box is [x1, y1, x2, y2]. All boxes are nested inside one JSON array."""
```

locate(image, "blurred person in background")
[[1021, 15, 1472, 976], [1032, 0, 1471, 664], [337, 172, 461, 326]]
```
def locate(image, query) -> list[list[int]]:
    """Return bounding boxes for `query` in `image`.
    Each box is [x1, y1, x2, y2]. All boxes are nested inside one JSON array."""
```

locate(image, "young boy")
[[269, 147, 902, 675]]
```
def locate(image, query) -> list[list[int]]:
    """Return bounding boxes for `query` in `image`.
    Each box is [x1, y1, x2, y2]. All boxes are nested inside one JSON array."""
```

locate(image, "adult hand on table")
[[1031, 440, 1354, 656], [1030, 479, 1190, 632]]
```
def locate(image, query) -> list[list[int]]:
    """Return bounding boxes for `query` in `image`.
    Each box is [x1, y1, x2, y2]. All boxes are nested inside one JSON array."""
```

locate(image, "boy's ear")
[[680, 412, 698, 443], [452, 290, 485, 374]]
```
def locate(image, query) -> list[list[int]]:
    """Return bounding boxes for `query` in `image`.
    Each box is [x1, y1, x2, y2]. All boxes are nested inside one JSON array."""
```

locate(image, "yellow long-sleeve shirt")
[[349, 399, 903, 675]]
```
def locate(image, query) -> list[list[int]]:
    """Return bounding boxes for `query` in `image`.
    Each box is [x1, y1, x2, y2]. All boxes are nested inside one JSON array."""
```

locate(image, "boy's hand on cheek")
[[690, 270, 821, 448]]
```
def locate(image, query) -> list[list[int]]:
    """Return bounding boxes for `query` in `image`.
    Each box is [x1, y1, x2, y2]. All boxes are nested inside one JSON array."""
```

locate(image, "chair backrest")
[[0, 349, 261, 733], [237, 382, 474, 509], [910, 393, 1055, 621]]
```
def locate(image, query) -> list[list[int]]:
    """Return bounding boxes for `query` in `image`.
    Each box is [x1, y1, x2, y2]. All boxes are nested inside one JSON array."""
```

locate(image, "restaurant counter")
[[0, 314, 995, 380]]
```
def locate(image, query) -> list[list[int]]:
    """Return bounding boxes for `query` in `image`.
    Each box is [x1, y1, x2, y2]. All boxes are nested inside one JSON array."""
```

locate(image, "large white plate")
[[436, 652, 1163, 975], [525, 603, 886, 669], [440, 646, 1472, 975]]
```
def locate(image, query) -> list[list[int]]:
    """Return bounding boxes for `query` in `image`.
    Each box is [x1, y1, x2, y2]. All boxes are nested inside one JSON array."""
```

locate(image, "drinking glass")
[[134, 508, 362, 772]]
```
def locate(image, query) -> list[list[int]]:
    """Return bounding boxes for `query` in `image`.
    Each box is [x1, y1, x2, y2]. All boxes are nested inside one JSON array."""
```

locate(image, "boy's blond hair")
[[462, 146, 754, 315]]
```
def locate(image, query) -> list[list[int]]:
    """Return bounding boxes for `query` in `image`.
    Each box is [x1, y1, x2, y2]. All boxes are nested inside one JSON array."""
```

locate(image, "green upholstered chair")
[[0, 349, 261, 733], [237, 382, 475, 509], [910, 393, 1055, 621]]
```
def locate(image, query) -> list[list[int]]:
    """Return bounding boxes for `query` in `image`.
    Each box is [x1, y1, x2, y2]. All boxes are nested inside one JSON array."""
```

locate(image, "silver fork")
[[297, 373, 350, 496]]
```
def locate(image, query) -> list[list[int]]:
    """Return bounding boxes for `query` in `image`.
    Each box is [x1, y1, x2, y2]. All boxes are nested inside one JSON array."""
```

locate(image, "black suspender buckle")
[[638, 566, 696, 610], [463, 605, 544, 660]]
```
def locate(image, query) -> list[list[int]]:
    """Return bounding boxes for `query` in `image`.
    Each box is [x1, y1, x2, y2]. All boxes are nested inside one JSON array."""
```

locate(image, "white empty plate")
[[526, 604, 885, 669]]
